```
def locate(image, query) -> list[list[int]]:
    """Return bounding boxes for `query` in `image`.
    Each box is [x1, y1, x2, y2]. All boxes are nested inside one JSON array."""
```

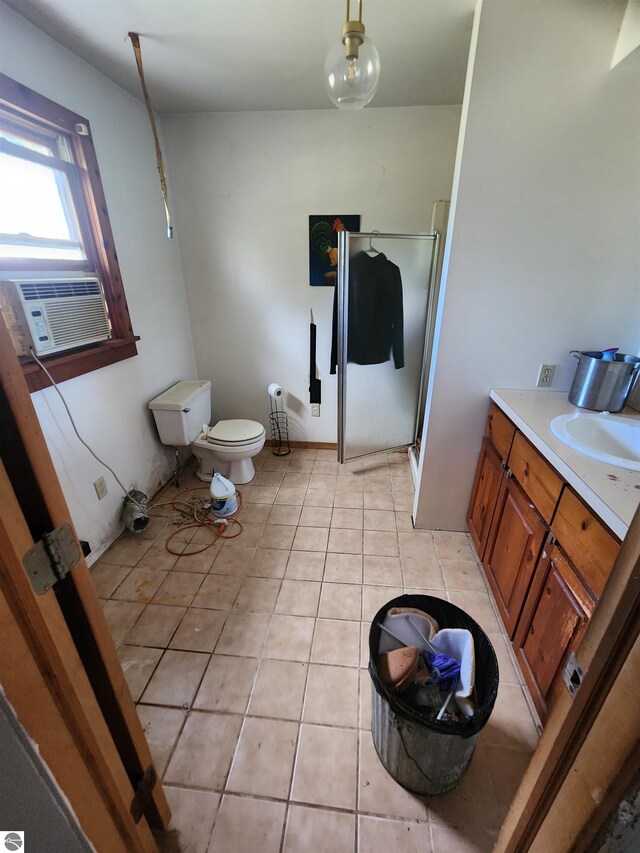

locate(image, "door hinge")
[[562, 651, 585, 699], [23, 524, 80, 595], [130, 765, 157, 824]]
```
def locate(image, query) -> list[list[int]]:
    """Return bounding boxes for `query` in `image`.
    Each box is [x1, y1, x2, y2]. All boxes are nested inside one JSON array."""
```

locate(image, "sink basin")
[[550, 413, 640, 472]]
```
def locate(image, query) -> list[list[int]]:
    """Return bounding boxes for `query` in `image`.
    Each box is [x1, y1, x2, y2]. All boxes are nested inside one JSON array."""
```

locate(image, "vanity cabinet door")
[[467, 438, 505, 560], [483, 474, 546, 637], [514, 543, 594, 721]]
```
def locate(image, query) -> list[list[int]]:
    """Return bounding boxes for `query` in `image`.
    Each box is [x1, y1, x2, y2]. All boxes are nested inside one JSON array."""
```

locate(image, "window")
[[0, 74, 138, 392]]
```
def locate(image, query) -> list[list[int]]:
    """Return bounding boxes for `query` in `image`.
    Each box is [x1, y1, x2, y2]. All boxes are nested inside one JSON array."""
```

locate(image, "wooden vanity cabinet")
[[467, 438, 504, 560], [514, 541, 595, 721], [483, 473, 547, 637]]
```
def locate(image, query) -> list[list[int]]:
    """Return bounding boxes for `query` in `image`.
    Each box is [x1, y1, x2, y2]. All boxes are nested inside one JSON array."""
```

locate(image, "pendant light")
[[325, 0, 381, 110]]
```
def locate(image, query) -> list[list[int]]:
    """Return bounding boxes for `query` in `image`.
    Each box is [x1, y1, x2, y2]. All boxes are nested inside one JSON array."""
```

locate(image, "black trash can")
[[369, 594, 499, 795]]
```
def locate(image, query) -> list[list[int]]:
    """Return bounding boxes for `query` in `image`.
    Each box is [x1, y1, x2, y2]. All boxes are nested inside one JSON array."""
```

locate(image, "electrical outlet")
[[311, 403, 320, 417], [537, 364, 557, 387], [93, 476, 108, 500]]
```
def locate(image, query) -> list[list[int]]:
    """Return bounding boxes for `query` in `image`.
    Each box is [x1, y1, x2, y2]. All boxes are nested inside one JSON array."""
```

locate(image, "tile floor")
[[93, 448, 541, 853]]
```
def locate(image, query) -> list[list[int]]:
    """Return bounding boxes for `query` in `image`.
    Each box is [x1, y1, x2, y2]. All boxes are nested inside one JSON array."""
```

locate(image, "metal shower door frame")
[[336, 230, 440, 464]]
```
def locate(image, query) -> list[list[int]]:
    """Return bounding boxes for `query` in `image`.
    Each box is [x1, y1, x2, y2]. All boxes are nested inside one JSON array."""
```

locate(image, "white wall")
[[0, 3, 196, 560], [416, 0, 640, 530], [161, 107, 460, 443]]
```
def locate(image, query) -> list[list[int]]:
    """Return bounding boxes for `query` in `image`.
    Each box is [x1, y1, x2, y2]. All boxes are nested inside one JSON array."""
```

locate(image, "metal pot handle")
[[570, 350, 582, 360]]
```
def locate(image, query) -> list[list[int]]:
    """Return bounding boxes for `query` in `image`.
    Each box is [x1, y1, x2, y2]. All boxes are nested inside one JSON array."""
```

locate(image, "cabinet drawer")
[[551, 488, 620, 598], [508, 432, 563, 524], [485, 402, 516, 462]]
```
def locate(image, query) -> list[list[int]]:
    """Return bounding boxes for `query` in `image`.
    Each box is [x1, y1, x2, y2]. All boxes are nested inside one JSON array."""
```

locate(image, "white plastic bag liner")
[[430, 628, 476, 718]]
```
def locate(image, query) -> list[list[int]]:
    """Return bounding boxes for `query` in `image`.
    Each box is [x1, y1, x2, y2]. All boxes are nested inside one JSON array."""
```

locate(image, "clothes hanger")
[[366, 229, 381, 255]]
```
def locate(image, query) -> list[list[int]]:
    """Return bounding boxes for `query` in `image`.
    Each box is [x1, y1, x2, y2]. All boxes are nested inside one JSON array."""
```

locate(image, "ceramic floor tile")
[[358, 816, 430, 853], [393, 494, 414, 512], [328, 528, 363, 555], [250, 486, 279, 504], [430, 824, 497, 853], [103, 600, 146, 648], [299, 505, 333, 528], [363, 531, 399, 557], [361, 586, 403, 622], [311, 618, 360, 667], [427, 746, 501, 833], [137, 705, 186, 777], [238, 502, 272, 523], [172, 548, 219, 574], [249, 548, 289, 578], [480, 683, 540, 753], [248, 658, 308, 720], [292, 526, 329, 552], [117, 645, 162, 701], [151, 571, 206, 606], [223, 522, 264, 548], [164, 711, 242, 790], [254, 470, 285, 487], [363, 555, 403, 586], [169, 608, 227, 652], [102, 536, 153, 567], [323, 553, 363, 585], [447, 591, 502, 635], [111, 566, 168, 603], [262, 455, 292, 471], [395, 512, 414, 531], [90, 562, 132, 599], [359, 671, 372, 730], [363, 509, 397, 531], [313, 460, 339, 475], [275, 579, 321, 617], [137, 541, 181, 571], [304, 489, 334, 508], [125, 603, 186, 647], [433, 531, 476, 562], [287, 456, 315, 473], [285, 550, 326, 581], [333, 490, 365, 509], [227, 716, 298, 799], [483, 743, 532, 820], [209, 548, 255, 577], [194, 654, 259, 714], [233, 576, 281, 614], [401, 555, 446, 589], [164, 787, 219, 853], [258, 524, 297, 551], [192, 574, 243, 610], [398, 531, 437, 560], [263, 614, 315, 661], [303, 664, 359, 727], [291, 724, 357, 810], [215, 612, 270, 657], [275, 487, 308, 506], [318, 582, 362, 620], [282, 472, 311, 489], [358, 732, 427, 820], [137, 516, 170, 541], [267, 504, 302, 526], [140, 649, 209, 707], [363, 492, 391, 510], [488, 633, 521, 685], [208, 795, 285, 853], [440, 558, 488, 593], [309, 474, 338, 491], [331, 508, 364, 529], [283, 805, 355, 853]]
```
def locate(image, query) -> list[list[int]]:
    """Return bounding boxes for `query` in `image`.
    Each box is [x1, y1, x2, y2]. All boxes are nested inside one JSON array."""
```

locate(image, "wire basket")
[[269, 408, 290, 456]]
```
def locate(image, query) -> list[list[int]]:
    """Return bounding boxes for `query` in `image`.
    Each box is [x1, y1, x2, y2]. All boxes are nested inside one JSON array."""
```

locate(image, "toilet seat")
[[195, 419, 266, 449]]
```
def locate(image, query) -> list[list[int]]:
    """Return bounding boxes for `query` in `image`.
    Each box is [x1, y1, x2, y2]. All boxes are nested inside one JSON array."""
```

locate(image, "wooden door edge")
[[495, 502, 640, 851]]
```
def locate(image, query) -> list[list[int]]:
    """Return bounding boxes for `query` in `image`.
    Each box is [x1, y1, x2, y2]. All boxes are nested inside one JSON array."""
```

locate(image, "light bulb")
[[324, 32, 381, 110]]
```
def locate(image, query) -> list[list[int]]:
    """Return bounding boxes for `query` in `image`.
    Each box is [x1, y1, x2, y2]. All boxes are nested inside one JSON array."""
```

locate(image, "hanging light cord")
[[30, 348, 146, 513], [128, 32, 173, 239]]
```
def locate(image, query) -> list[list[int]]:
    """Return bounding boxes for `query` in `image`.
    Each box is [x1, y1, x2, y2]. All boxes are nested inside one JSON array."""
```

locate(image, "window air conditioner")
[[0, 277, 112, 357]]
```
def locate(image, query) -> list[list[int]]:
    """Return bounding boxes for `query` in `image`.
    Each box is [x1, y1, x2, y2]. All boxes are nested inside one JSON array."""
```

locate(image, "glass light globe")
[[324, 33, 381, 110]]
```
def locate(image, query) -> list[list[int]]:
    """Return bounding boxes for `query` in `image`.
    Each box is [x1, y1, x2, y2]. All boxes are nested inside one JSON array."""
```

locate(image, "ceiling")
[[6, 0, 476, 113]]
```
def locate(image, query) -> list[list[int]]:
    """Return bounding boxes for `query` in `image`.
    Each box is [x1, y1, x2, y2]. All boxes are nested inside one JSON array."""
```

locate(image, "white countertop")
[[490, 389, 640, 540]]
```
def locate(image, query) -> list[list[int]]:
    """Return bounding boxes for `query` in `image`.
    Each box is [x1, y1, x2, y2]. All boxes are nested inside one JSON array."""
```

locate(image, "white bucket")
[[210, 472, 238, 517]]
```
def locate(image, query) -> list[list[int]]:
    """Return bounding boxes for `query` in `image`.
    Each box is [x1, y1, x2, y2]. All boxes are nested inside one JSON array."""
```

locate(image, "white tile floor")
[[93, 448, 541, 853]]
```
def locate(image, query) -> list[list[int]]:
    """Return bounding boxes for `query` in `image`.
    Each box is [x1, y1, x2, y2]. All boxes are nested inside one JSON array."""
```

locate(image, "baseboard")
[[265, 440, 338, 450]]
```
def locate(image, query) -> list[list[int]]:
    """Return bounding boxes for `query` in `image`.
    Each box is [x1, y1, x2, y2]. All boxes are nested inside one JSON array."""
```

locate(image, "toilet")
[[149, 380, 266, 484]]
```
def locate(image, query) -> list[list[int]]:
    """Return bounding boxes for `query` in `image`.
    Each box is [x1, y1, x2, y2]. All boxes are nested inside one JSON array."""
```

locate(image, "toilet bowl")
[[191, 419, 266, 484], [148, 381, 267, 486]]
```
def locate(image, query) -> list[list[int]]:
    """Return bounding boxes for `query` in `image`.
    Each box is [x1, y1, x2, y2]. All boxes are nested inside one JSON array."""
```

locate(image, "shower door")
[[336, 231, 439, 463]]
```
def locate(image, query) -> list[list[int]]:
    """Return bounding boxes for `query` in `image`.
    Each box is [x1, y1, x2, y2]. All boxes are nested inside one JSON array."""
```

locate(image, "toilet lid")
[[206, 419, 265, 445]]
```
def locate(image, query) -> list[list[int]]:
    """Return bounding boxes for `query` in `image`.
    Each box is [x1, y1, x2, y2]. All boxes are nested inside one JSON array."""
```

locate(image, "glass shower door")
[[337, 231, 438, 463]]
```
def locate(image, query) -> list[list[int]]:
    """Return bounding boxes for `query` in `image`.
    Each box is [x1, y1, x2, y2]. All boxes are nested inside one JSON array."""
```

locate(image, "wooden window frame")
[[0, 73, 139, 392]]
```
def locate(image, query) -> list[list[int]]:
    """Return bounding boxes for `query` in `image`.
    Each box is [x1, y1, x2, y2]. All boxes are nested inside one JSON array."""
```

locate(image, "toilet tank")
[[148, 380, 212, 446]]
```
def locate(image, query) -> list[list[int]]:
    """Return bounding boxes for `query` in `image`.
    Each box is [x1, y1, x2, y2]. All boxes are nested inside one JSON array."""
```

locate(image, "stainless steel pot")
[[568, 350, 640, 412]]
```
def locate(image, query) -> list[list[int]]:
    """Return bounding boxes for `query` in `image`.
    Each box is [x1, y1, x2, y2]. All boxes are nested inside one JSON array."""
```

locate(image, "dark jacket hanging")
[[330, 251, 404, 374]]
